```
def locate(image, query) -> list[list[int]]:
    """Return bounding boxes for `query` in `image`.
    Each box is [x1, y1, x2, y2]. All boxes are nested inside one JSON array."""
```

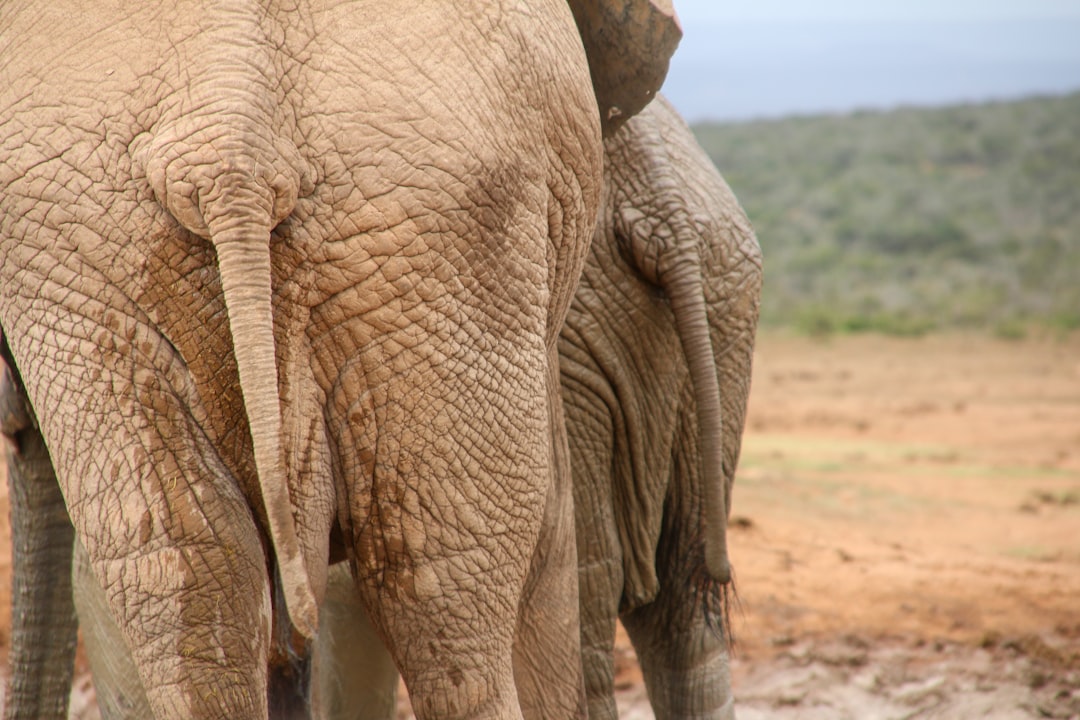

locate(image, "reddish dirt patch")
[[3, 332, 1080, 718], [733, 332, 1080, 652], [714, 332, 1080, 718]]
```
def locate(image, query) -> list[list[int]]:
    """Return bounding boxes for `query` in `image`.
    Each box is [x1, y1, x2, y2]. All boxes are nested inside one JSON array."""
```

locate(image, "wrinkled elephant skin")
[[0, 1, 601, 718], [560, 95, 762, 719], [302, 95, 762, 720], [26, 94, 762, 720]]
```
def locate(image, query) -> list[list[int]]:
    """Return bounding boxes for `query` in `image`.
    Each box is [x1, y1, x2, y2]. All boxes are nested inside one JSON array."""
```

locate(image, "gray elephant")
[[565, 93, 760, 719], [0, 0, 613, 717], [59, 93, 758, 719]]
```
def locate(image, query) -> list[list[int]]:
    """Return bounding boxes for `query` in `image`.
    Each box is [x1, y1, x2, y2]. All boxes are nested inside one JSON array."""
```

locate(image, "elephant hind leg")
[[620, 513, 734, 720], [67, 366, 274, 717], [351, 513, 528, 720], [362, 585, 522, 720], [95, 446, 275, 720], [622, 601, 734, 720], [2, 357, 78, 720], [335, 387, 546, 720], [76, 537, 325, 720], [512, 348, 587, 720], [72, 539, 154, 719]]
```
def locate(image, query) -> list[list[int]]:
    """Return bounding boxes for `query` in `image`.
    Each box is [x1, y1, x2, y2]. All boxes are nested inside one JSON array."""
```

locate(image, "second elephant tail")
[[664, 257, 732, 585]]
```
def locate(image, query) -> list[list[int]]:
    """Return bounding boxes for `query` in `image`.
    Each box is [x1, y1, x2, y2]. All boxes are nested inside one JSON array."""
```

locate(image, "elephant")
[[29, 93, 761, 720], [563, 93, 761, 720], [0, 0, 634, 717]]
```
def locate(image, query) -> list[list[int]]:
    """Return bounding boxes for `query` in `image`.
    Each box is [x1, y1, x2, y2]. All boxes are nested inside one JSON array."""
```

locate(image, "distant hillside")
[[692, 93, 1080, 335]]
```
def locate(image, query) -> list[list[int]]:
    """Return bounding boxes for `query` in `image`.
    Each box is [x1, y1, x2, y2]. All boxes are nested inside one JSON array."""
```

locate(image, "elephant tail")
[[664, 257, 732, 585], [127, 0, 319, 640], [134, 131, 318, 639], [207, 201, 318, 640]]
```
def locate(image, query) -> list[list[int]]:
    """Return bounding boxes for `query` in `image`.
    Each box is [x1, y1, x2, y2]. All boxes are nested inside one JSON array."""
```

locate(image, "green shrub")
[[695, 92, 1080, 334]]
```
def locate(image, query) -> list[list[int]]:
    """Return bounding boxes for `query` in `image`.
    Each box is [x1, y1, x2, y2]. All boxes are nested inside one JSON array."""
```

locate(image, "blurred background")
[[666, 0, 1080, 335], [668, 0, 1080, 122]]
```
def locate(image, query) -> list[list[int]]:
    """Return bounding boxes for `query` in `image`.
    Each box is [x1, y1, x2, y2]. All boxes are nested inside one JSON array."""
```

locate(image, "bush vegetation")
[[692, 92, 1080, 335]]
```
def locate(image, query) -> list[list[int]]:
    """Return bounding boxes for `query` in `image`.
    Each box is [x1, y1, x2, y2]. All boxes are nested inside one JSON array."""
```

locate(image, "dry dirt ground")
[[2, 331, 1079, 718]]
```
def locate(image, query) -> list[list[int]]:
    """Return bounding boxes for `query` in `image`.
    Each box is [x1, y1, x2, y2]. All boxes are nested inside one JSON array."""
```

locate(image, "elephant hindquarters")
[[324, 307, 554, 719]]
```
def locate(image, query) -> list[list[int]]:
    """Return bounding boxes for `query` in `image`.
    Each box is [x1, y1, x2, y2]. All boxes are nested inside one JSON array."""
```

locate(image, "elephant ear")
[[568, 0, 683, 137]]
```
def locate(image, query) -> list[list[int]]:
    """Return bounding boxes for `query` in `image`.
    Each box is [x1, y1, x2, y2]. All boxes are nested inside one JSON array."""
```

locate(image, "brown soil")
[[712, 331, 1080, 719], [3, 332, 1080, 718]]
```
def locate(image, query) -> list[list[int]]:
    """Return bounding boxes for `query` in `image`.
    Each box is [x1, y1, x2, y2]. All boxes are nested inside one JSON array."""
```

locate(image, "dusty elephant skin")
[[303, 95, 763, 719], [8, 94, 761, 719], [0, 1, 602, 718], [250, 95, 763, 720], [560, 95, 762, 720]]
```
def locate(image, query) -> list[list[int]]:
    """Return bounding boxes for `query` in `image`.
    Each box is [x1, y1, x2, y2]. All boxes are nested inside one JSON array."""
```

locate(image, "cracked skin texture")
[[297, 95, 762, 720], [43, 96, 763, 720], [560, 95, 762, 720], [255, 95, 763, 720], [0, 1, 600, 718]]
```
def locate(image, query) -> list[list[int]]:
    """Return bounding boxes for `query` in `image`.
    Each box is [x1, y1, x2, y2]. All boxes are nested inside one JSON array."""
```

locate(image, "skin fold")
[[36, 94, 761, 720], [0, 1, 603, 718]]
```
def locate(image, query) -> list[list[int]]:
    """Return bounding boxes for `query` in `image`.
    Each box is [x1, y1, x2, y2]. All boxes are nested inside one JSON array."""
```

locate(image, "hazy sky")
[[664, 0, 1080, 121], [678, 0, 1080, 22]]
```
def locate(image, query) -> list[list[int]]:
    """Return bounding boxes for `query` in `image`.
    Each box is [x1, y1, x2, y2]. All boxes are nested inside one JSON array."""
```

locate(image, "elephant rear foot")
[[621, 578, 734, 719]]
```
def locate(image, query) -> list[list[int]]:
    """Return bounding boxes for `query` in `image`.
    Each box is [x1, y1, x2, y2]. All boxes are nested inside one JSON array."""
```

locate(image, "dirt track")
[[3, 332, 1079, 718]]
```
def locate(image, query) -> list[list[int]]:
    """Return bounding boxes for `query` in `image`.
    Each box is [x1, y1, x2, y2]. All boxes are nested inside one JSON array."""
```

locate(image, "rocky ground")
[[3, 331, 1079, 718]]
